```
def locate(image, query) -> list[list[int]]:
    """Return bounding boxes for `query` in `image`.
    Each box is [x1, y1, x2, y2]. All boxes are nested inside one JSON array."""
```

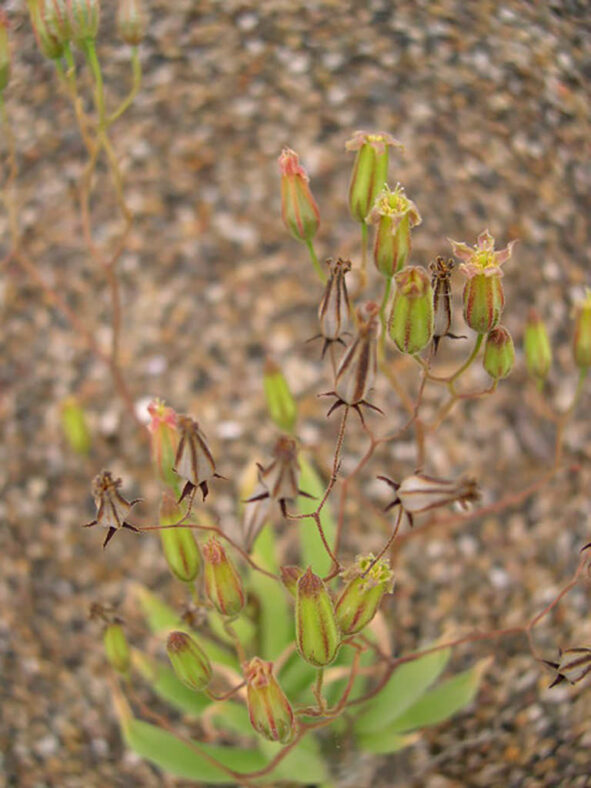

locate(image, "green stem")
[[379, 275, 392, 338], [84, 39, 106, 128], [360, 221, 368, 281], [313, 668, 326, 711], [305, 238, 326, 282], [108, 46, 142, 126], [449, 332, 484, 386]]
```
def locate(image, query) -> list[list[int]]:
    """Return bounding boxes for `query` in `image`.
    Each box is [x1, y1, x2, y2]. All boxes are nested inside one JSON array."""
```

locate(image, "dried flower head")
[[379, 472, 479, 527], [367, 184, 422, 277], [315, 257, 352, 356], [245, 436, 313, 517], [543, 647, 591, 688], [83, 470, 141, 548], [174, 415, 221, 503], [429, 257, 464, 353], [449, 229, 516, 280]]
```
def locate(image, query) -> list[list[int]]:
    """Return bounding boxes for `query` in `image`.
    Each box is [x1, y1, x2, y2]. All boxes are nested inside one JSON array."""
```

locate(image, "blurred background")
[[1, 1, 590, 785]]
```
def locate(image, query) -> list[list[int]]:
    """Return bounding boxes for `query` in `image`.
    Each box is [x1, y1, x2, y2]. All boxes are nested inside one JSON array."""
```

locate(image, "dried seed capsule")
[[104, 623, 130, 675], [317, 257, 352, 355], [429, 256, 465, 353], [367, 183, 421, 277], [173, 415, 218, 502], [524, 309, 552, 381], [245, 436, 310, 517], [449, 229, 515, 334], [147, 399, 179, 487], [202, 537, 245, 617], [380, 472, 479, 524], [159, 493, 201, 583], [280, 565, 303, 597], [295, 568, 340, 667], [244, 657, 295, 743], [166, 631, 212, 691], [83, 470, 141, 548], [345, 131, 403, 224], [0, 11, 11, 92], [335, 554, 394, 635], [68, 0, 100, 44], [60, 396, 91, 455], [117, 0, 146, 45], [572, 290, 591, 369], [483, 325, 515, 379], [544, 647, 591, 688], [263, 359, 297, 434], [278, 147, 320, 243], [241, 483, 272, 552], [389, 266, 434, 354]]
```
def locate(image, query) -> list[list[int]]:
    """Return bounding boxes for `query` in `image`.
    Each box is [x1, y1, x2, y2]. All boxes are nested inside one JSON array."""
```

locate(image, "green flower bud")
[[147, 399, 180, 487], [68, 0, 100, 45], [573, 290, 591, 369], [104, 623, 130, 674], [27, 0, 65, 59], [244, 657, 295, 743], [0, 12, 10, 93], [166, 631, 212, 691], [524, 308, 552, 380], [483, 325, 515, 379], [280, 565, 303, 597], [336, 554, 394, 635], [345, 131, 403, 224], [263, 359, 297, 434], [117, 0, 146, 45], [295, 568, 340, 667], [279, 147, 320, 243], [43, 0, 71, 46], [159, 493, 201, 583], [367, 184, 421, 277], [389, 266, 434, 354], [60, 396, 91, 455], [202, 537, 245, 617]]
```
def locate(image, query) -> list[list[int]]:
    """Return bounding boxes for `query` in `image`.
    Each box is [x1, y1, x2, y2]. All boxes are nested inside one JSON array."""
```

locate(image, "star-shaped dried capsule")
[[83, 470, 141, 548], [543, 647, 591, 688], [173, 415, 223, 503], [244, 436, 314, 517]]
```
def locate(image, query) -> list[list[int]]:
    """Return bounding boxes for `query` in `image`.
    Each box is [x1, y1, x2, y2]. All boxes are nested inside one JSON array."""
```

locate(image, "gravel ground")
[[1, 1, 590, 786]]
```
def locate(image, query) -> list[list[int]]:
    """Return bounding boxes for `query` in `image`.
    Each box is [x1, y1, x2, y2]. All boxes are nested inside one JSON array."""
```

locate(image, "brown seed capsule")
[[82, 470, 141, 548], [544, 647, 591, 688], [429, 257, 464, 353], [317, 258, 352, 356], [245, 436, 312, 517], [379, 472, 479, 527], [174, 415, 220, 503]]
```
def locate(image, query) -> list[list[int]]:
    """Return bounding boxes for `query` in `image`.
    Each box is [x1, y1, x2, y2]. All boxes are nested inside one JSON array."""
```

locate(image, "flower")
[[345, 131, 404, 224], [83, 470, 141, 548], [244, 657, 295, 743], [367, 184, 421, 277], [279, 147, 320, 243], [335, 554, 395, 635], [448, 229, 516, 280]]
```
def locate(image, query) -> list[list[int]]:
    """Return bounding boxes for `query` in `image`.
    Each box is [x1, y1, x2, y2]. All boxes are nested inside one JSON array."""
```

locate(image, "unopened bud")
[[280, 565, 303, 597], [318, 257, 352, 352], [43, 0, 71, 46], [336, 555, 394, 635], [279, 147, 320, 243], [572, 290, 591, 369], [389, 266, 434, 354], [263, 359, 297, 434], [202, 537, 245, 617], [295, 568, 340, 667], [450, 230, 515, 335], [0, 12, 11, 93], [104, 623, 130, 674], [147, 399, 179, 487], [68, 0, 100, 44], [334, 302, 379, 406], [524, 309, 552, 380], [483, 325, 514, 379], [159, 493, 201, 583], [345, 131, 403, 224], [367, 183, 421, 276], [166, 631, 212, 691], [244, 657, 295, 743], [60, 396, 91, 455], [117, 0, 145, 45]]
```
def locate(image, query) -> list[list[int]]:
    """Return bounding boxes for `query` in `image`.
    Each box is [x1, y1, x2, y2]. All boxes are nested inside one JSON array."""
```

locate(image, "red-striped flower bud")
[[0, 11, 11, 93], [389, 266, 434, 354], [572, 290, 591, 369], [295, 568, 340, 667], [68, 0, 100, 44], [345, 131, 403, 224], [263, 359, 297, 434], [83, 470, 141, 548], [244, 657, 295, 743], [545, 647, 591, 688], [483, 325, 515, 380], [318, 257, 352, 354], [524, 308, 552, 381], [173, 415, 217, 502], [335, 554, 394, 635], [117, 0, 146, 45], [159, 493, 201, 583], [279, 147, 320, 243], [367, 183, 421, 277], [202, 537, 245, 617], [147, 398, 179, 487], [28, 0, 65, 59], [334, 302, 379, 406], [449, 230, 515, 334], [104, 623, 131, 675], [166, 631, 212, 691], [280, 565, 303, 597]]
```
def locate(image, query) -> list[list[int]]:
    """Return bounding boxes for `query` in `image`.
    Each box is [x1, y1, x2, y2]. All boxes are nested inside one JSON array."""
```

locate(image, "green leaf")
[[259, 734, 329, 784], [297, 455, 336, 577], [385, 657, 491, 733], [249, 525, 292, 660], [356, 729, 420, 755], [278, 649, 317, 698], [209, 701, 254, 738], [354, 643, 451, 734], [132, 650, 211, 717]]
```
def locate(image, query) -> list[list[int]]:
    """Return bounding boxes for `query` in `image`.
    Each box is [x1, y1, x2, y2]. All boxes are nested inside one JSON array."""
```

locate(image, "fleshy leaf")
[[357, 729, 420, 755], [297, 454, 336, 577], [250, 525, 292, 660], [259, 735, 329, 784]]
